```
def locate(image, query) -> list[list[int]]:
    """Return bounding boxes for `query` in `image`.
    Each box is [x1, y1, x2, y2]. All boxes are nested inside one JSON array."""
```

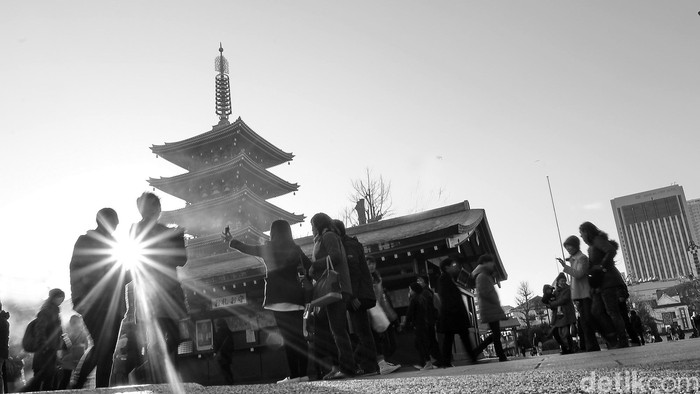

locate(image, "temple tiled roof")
[[151, 117, 293, 171], [148, 152, 299, 203]]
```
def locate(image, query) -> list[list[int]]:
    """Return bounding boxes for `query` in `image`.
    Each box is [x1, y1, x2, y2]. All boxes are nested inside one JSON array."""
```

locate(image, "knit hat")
[[409, 283, 423, 294], [48, 288, 65, 299], [563, 235, 580, 249], [555, 272, 567, 283]]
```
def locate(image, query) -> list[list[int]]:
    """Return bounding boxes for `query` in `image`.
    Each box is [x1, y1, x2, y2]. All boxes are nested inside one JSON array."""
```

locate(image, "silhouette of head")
[[310, 213, 335, 236], [137, 192, 161, 221], [332, 219, 347, 237], [96, 208, 119, 233], [270, 220, 293, 243]]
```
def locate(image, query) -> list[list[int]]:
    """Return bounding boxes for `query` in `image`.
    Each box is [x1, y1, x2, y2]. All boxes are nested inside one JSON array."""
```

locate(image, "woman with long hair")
[[226, 220, 312, 383], [470, 254, 508, 362], [579, 221, 629, 348], [308, 213, 355, 380]]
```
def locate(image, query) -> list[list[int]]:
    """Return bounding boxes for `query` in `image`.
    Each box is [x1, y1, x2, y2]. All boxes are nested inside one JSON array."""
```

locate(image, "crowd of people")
[[2, 202, 698, 390]]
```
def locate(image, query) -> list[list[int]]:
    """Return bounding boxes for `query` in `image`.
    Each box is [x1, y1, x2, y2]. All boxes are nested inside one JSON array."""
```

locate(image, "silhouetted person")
[[437, 257, 477, 367], [547, 273, 576, 354], [57, 315, 88, 390], [404, 283, 438, 370], [471, 255, 508, 362], [308, 213, 355, 380], [332, 219, 378, 376], [558, 235, 600, 352], [212, 320, 234, 384], [629, 310, 645, 345], [225, 220, 312, 383], [130, 192, 187, 383], [0, 300, 9, 394], [416, 276, 441, 367], [580, 221, 629, 348], [70, 207, 130, 388], [24, 288, 65, 392]]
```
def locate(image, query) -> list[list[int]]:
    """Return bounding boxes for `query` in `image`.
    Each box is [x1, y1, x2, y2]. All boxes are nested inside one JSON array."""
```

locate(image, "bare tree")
[[514, 281, 535, 331], [348, 168, 392, 224]]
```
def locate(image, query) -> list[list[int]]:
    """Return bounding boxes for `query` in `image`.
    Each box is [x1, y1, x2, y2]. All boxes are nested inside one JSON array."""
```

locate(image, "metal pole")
[[547, 176, 566, 267]]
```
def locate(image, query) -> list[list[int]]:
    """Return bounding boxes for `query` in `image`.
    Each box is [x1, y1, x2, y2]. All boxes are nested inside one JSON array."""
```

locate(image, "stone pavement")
[[30, 339, 700, 393]]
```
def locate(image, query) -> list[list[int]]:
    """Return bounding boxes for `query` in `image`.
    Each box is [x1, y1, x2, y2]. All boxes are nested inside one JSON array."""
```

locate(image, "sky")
[[2, 1, 700, 314]]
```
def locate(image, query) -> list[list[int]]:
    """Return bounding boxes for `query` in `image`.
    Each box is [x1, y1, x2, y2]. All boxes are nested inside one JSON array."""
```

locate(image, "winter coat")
[[230, 240, 311, 308], [437, 272, 471, 332], [406, 293, 431, 331], [562, 251, 592, 300], [341, 235, 376, 308], [32, 302, 63, 370], [631, 314, 644, 333], [0, 310, 9, 359], [472, 265, 507, 324], [548, 284, 576, 327], [130, 221, 187, 320], [70, 229, 131, 319], [311, 229, 353, 300], [587, 235, 625, 289]]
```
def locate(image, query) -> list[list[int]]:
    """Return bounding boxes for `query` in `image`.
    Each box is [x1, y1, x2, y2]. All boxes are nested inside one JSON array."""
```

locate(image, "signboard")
[[212, 293, 247, 309], [195, 319, 213, 351]]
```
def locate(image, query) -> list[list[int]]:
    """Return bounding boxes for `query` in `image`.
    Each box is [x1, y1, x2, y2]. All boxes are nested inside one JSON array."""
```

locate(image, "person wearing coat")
[[308, 213, 355, 380], [470, 255, 508, 362], [547, 273, 577, 354], [226, 219, 312, 383], [580, 221, 629, 348], [332, 219, 378, 376], [24, 288, 65, 392], [557, 235, 601, 352], [437, 257, 476, 367]]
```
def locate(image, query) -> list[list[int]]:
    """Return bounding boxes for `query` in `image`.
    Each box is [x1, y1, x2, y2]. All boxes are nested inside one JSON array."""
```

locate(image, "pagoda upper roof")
[[151, 117, 294, 171], [148, 152, 300, 204], [159, 186, 305, 237]]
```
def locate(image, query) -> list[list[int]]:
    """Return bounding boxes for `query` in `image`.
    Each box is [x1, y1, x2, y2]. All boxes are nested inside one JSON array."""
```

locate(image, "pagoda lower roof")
[[159, 186, 305, 236], [185, 226, 270, 261], [151, 117, 293, 171], [148, 152, 299, 204]]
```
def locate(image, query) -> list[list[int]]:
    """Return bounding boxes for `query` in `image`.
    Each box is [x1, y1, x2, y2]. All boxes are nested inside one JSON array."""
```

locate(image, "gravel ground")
[[88, 362, 700, 394]]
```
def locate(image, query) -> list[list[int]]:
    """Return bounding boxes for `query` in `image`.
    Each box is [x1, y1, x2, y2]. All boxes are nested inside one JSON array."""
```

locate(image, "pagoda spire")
[[214, 43, 232, 125]]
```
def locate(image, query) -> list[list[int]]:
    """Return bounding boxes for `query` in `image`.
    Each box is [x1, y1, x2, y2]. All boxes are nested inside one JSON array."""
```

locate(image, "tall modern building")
[[611, 185, 699, 282], [686, 198, 700, 246]]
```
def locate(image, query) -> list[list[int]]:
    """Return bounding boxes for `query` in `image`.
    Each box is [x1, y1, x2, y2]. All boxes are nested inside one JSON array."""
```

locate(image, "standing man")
[[0, 300, 9, 394], [70, 208, 130, 388], [130, 192, 187, 383]]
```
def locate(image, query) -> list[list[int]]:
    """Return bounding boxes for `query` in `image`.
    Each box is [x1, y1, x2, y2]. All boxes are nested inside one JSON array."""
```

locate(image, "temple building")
[[148, 45, 304, 383]]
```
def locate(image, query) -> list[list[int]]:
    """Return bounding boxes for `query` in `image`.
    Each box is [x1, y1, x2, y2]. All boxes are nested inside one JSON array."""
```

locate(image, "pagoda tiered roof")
[[148, 152, 300, 204], [159, 186, 305, 236], [151, 117, 294, 172]]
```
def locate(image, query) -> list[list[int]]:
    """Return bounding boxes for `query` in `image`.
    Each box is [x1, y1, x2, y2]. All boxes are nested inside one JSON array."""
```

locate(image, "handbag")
[[310, 256, 343, 308], [368, 305, 390, 333]]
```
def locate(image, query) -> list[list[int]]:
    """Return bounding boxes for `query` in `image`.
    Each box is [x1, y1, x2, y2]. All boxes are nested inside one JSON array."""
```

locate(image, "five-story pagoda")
[[147, 45, 304, 381]]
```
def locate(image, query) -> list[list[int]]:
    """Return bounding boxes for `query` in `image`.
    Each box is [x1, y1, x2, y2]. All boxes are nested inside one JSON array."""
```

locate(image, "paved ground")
[[27, 339, 700, 393]]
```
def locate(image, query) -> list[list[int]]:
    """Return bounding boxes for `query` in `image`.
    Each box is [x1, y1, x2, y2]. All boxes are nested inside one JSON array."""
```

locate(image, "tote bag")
[[310, 256, 343, 308]]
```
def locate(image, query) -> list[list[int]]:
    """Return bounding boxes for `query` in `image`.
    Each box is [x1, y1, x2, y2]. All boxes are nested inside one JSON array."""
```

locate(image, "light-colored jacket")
[[562, 251, 591, 300]]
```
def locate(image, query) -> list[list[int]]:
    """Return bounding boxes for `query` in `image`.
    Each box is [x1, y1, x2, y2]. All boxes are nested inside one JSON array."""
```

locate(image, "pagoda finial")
[[215, 43, 232, 125]]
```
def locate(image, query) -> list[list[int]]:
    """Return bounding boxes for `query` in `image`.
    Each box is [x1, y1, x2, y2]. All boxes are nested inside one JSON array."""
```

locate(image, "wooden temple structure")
[[145, 45, 508, 385], [148, 46, 304, 384]]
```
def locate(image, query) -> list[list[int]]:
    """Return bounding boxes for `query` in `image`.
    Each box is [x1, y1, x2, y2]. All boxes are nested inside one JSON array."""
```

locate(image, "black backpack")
[[22, 318, 40, 353]]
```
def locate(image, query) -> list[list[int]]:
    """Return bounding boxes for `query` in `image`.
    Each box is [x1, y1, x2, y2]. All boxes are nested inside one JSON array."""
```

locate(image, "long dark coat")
[[437, 272, 471, 333]]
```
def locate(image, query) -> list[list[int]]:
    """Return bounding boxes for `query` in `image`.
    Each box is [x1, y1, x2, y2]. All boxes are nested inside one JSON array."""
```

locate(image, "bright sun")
[[112, 236, 144, 271]]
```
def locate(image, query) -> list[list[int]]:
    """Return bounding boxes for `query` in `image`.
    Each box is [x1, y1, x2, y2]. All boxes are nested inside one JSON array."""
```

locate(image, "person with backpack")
[[23, 288, 65, 392], [579, 221, 629, 349], [332, 220, 378, 376]]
